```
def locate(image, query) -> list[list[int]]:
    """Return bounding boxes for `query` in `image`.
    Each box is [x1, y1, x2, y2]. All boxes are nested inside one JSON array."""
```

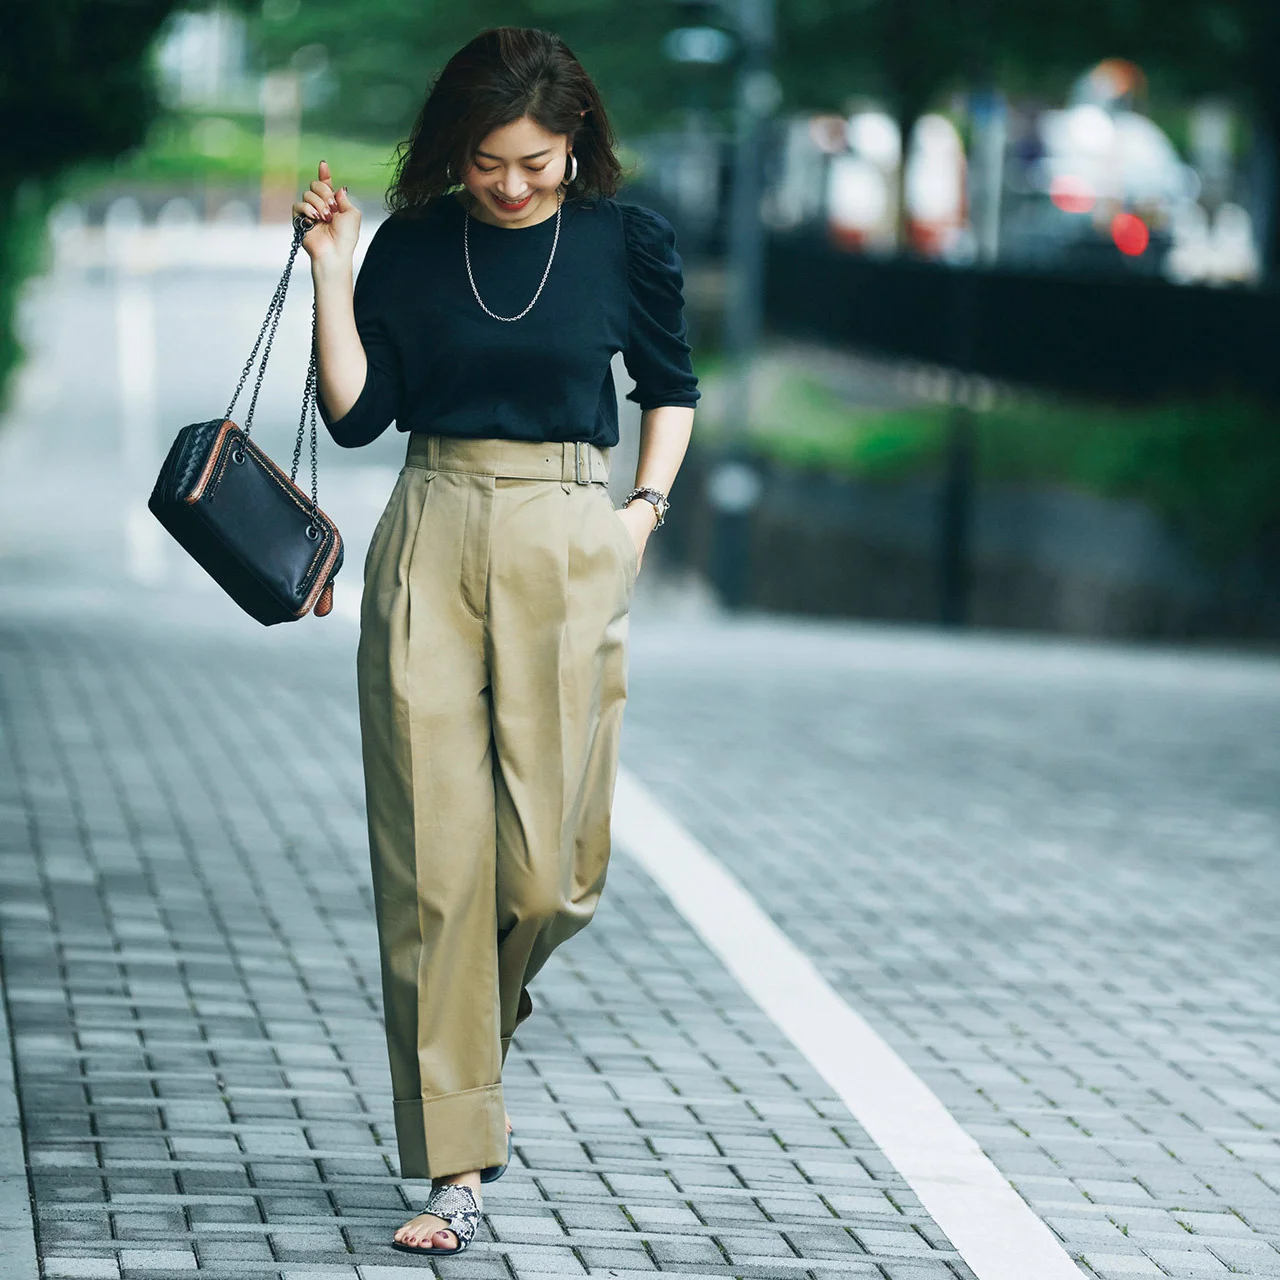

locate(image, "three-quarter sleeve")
[[317, 218, 404, 448], [620, 203, 701, 411]]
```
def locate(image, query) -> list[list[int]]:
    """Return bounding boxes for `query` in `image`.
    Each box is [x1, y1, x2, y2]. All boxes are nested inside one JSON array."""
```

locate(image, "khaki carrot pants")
[[357, 433, 636, 1180]]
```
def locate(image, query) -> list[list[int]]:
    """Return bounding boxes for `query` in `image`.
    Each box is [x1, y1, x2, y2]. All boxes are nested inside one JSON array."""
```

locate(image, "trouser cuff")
[[394, 1083, 506, 1180]]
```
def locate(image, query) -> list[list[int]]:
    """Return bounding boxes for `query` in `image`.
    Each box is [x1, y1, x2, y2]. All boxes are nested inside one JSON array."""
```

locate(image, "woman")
[[293, 26, 698, 1258]]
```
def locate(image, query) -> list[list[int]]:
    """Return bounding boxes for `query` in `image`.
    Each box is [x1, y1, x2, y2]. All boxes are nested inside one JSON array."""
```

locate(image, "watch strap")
[[623, 487, 669, 528]]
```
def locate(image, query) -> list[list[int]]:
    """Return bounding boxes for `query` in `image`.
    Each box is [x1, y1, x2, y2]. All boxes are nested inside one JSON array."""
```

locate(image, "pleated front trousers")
[[357, 433, 636, 1180]]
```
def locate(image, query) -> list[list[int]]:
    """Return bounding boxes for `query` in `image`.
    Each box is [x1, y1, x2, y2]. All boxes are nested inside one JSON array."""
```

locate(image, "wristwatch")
[[623, 486, 670, 528]]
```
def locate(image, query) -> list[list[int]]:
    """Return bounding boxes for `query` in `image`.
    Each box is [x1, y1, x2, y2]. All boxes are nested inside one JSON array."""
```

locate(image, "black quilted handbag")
[[149, 215, 343, 625]]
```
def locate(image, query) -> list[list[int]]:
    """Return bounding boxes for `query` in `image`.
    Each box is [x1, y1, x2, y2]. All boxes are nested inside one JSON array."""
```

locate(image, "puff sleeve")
[[620, 203, 701, 411], [317, 218, 404, 448]]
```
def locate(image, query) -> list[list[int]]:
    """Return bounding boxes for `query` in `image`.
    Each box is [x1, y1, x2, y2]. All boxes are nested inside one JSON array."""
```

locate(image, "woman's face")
[[461, 115, 571, 227]]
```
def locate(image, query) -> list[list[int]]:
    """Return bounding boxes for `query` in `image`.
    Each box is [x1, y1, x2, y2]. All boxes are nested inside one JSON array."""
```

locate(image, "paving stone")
[[500, 1242, 588, 1274], [556, 1203, 633, 1231], [808, 1266, 889, 1279], [647, 1234, 729, 1265], [1146, 1250, 1232, 1276], [1081, 1254, 1163, 1276], [1207, 1238, 1280, 1267], [782, 1225, 866, 1256], [624, 1202, 703, 1231], [878, 1265, 966, 1280], [196, 1241, 278, 1261], [118, 1248, 199, 1271], [579, 1246, 658, 1271], [281, 1272, 361, 1280], [1174, 1209, 1255, 1236], [43, 1260, 121, 1280]]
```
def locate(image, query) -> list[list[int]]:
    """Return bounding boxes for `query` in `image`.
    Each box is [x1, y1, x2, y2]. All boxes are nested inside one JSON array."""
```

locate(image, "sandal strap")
[[423, 1182, 481, 1246]]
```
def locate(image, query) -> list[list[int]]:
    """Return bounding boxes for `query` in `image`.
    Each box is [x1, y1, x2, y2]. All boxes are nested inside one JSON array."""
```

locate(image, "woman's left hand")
[[615, 501, 656, 575]]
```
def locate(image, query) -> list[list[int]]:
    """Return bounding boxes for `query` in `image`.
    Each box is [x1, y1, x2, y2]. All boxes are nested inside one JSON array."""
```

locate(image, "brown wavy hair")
[[386, 27, 623, 215]]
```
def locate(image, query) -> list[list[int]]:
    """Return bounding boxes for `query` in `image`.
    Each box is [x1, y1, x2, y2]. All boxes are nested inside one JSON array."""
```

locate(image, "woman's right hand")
[[292, 159, 361, 266]]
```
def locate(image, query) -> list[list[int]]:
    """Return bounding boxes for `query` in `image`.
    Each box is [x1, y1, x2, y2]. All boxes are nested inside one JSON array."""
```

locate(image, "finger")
[[334, 185, 355, 212], [309, 179, 334, 201], [318, 158, 332, 185], [303, 191, 331, 220]]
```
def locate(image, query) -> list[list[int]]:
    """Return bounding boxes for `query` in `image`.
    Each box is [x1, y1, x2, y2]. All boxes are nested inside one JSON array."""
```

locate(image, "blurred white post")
[[968, 90, 1006, 264], [107, 201, 166, 584], [261, 69, 301, 223]]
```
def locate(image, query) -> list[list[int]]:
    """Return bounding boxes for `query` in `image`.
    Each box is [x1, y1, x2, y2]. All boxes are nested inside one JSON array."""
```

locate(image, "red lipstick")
[[493, 192, 533, 213]]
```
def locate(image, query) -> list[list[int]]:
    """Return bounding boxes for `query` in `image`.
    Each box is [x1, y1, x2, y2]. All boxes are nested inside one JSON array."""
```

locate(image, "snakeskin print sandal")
[[480, 1128, 513, 1183], [390, 1182, 481, 1256]]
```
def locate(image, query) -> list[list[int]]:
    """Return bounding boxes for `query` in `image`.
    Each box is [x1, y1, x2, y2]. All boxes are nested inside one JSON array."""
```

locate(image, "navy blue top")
[[317, 193, 700, 449]]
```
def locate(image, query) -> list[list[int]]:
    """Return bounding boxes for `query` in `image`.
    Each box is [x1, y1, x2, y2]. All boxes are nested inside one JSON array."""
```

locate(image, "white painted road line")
[[613, 767, 1084, 1280]]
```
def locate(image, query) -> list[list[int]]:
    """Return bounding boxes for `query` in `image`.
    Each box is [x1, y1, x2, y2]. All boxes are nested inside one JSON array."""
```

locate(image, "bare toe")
[[397, 1212, 449, 1248]]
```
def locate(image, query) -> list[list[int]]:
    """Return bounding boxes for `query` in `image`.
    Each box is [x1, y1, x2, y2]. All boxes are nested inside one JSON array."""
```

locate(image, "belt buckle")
[[574, 440, 586, 484]]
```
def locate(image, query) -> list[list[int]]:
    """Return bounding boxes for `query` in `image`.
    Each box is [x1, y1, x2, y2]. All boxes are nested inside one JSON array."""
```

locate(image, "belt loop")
[[574, 440, 587, 485]]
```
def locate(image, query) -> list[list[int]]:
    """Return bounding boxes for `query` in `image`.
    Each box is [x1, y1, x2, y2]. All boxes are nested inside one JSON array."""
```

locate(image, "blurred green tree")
[[0, 0, 223, 408], [254, 0, 733, 151]]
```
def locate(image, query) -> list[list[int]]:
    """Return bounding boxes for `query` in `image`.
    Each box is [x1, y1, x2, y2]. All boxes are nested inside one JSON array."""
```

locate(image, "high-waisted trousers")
[[357, 432, 636, 1180]]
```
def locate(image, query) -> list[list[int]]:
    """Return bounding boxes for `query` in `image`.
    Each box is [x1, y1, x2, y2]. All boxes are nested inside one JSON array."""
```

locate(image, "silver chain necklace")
[[463, 188, 563, 322]]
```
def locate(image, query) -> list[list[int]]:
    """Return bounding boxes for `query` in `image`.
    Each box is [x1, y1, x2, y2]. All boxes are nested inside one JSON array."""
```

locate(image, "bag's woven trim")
[[185, 420, 237, 505]]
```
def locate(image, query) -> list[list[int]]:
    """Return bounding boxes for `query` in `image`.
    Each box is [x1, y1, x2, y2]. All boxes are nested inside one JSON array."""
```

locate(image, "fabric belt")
[[405, 434, 610, 484]]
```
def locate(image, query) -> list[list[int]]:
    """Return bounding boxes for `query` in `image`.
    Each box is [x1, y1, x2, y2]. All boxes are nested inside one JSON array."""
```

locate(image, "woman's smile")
[[492, 191, 534, 212]]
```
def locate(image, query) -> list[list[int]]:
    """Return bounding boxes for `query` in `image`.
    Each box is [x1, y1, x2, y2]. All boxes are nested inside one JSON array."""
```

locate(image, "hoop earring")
[[562, 153, 578, 187]]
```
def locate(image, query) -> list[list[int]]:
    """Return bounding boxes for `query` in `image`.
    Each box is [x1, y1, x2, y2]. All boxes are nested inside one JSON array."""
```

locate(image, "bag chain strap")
[[224, 216, 320, 512]]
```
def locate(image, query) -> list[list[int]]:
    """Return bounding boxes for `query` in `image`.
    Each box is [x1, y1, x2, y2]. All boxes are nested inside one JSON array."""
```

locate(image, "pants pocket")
[[601, 488, 639, 590]]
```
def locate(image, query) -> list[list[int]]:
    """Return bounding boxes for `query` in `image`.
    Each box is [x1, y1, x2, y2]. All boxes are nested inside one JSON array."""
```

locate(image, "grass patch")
[[65, 111, 400, 197], [696, 366, 1280, 563]]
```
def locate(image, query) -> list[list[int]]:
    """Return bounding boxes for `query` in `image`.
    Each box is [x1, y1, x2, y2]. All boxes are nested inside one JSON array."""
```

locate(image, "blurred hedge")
[[697, 367, 1280, 564]]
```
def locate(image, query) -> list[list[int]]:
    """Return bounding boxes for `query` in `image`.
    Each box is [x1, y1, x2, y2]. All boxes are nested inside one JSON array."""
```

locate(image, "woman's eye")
[[527, 166, 547, 174]]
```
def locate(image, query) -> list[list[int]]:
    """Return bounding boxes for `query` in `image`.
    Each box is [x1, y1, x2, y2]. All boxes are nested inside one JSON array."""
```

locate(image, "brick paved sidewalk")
[[0, 589, 980, 1280], [622, 621, 1280, 1280]]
